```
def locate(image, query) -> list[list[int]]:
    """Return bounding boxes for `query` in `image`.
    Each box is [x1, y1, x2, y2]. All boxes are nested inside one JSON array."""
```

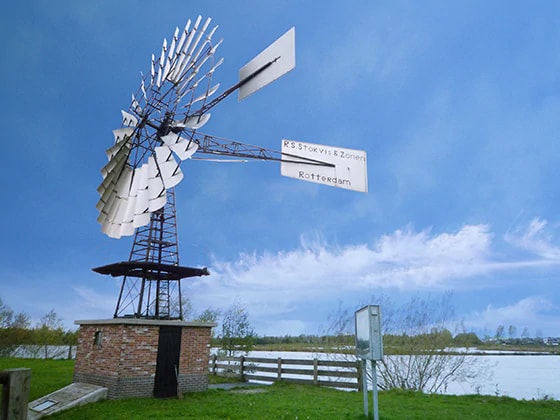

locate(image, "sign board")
[[238, 27, 296, 101], [355, 305, 383, 361], [281, 140, 368, 192]]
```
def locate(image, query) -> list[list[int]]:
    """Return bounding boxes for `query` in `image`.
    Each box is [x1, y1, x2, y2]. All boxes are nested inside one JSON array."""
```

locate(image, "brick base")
[[73, 372, 209, 399], [178, 374, 208, 393], [73, 319, 215, 399]]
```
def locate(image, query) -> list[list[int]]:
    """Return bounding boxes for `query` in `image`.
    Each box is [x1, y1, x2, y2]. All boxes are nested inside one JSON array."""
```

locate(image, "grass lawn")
[[49, 383, 560, 420], [0, 358, 74, 401], [1, 358, 559, 419]]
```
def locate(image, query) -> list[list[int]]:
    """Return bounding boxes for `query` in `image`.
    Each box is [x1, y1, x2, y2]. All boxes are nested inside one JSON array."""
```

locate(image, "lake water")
[[242, 350, 560, 401], [445, 354, 559, 400]]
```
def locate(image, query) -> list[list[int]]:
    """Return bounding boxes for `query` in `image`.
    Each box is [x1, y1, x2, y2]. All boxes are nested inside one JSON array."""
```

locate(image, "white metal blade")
[[156, 38, 167, 87], [131, 94, 142, 114], [141, 78, 148, 101], [190, 21, 215, 65], [114, 166, 133, 202], [112, 127, 135, 144], [150, 54, 156, 85], [160, 133, 199, 160], [120, 170, 142, 234], [155, 146, 184, 188], [97, 165, 133, 222], [187, 16, 207, 59], [160, 132, 181, 146], [121, 110, 138, 127], [101, 220, 117, 237], [147, 156, 167, 211], [168, 27, 179, 62], [102, 220, 128, 239], [99, 144, 129, 197], [119, 222, 136, 237], [111, 169, 133, 225], [238, 27, 295, 101], [133, 163, 150, 227], [133, 211, 151, 229], [183, 113, 211, 129], [174, 15, 202, 80], [170, 140, 198, 160], [102, 138, 130, 172], [175, 19, 192, 56], [192, 83, 220, 104]]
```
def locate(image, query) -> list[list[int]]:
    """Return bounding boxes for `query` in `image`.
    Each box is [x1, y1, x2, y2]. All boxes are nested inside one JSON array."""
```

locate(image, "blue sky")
[[2, 1, 560, 338]]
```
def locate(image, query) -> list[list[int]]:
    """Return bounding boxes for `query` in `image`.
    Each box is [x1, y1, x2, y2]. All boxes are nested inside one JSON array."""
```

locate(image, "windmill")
[[93, 16, 367, 321]]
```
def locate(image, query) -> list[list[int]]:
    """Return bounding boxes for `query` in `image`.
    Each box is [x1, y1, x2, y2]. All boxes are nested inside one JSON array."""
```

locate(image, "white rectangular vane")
[[281, 139, 368, 193], [238, 27, 295, 101]]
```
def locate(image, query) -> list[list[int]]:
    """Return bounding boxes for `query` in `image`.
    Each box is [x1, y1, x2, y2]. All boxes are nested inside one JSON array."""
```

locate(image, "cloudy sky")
[[2, 1, 560, 338]]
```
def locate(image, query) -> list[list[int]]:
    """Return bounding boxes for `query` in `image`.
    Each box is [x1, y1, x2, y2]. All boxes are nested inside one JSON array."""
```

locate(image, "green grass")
[[2, 358, 559, 419], [208, 373, 246, 385], [48, 383, 560, 420], [0, 358, 74, 401]]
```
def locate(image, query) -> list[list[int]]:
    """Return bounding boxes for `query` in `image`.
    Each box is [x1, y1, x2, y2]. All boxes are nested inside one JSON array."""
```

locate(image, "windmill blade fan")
[[97, 15, 222, 239]]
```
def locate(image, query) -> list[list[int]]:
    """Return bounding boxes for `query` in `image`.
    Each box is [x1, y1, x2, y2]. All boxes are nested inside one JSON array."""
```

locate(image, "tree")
[[219, 300, 255, 358], [195, 308, 221, 323], [33, 309, 65, 359], [0, 298, 31, 356], [453, 332, 482, 347], [508, 325, 517, 339], [323, 293, 492, 394], [495, 325, 505, 340], [0, 297, 14, 328]]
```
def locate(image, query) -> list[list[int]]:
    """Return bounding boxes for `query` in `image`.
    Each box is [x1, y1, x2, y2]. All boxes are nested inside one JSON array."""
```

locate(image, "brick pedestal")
[[73, 319, 215, 399]]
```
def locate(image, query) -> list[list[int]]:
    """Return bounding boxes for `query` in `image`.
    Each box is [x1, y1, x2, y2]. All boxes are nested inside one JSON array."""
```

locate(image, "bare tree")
[[495, 325, 505, 340], [219, 300, 255, 358], [323, 294, 492, 394], [508, 325, 517, 339]]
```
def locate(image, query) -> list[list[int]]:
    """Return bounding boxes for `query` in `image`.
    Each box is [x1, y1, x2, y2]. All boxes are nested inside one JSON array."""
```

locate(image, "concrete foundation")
[[28, 382, 107, 420]]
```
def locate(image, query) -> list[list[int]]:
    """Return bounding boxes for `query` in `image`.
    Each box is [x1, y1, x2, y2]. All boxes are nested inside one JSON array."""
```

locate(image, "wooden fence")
[[209, 355, 360, 390]]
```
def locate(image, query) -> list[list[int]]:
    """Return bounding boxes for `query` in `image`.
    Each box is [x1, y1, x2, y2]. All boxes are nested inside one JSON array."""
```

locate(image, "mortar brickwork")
[[73, 319, 214, 399]]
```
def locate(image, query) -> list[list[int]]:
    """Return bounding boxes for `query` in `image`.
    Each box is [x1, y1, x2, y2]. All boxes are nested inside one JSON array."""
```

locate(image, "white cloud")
[[505, 218, 560, 259], [465, 297, 560, 337], [188, 223, 496, 328], [201, 224, 493, 296], [184, 220, 560, 335]]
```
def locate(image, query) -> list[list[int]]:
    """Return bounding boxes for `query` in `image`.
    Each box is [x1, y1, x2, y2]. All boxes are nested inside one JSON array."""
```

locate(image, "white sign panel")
[[281, 139, 368, 192], [238, 27, 296, 101], [355, 305, 383, 361]]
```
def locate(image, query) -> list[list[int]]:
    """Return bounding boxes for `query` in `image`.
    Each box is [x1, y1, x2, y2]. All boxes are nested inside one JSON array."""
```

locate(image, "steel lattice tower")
[[94, 188, 208, 320]]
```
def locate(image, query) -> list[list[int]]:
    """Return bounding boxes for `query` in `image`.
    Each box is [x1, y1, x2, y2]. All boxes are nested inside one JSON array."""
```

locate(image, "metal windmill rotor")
[[93, 16, 367, 320]]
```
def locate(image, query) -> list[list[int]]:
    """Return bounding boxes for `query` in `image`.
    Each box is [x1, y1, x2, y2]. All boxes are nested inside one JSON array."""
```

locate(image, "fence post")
[[212, 355, 217, 375], [0, 368, 31, 420], [313, 359, 318, 385], [277, 357, 282, 381], [240, 356, 245, 382], [356, 360, 363, 391]]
